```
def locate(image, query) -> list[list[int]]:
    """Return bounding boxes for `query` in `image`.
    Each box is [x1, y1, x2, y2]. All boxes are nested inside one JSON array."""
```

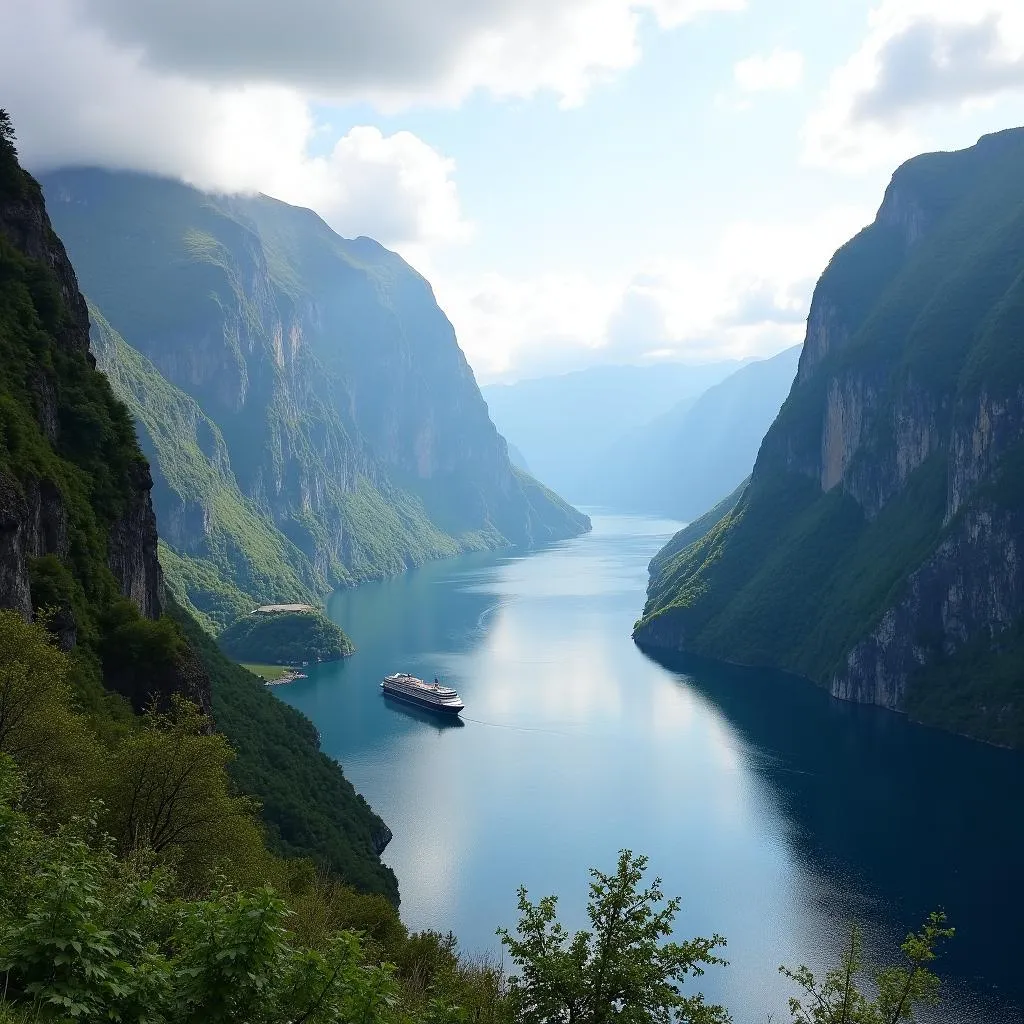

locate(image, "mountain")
[[0, 135, 396, 898], [581, 346, 800, 518], [40, 169, 589, 629], [648, 477, 749, 578], [636, 128, 1024, 747], [482, 360, 745, 500]]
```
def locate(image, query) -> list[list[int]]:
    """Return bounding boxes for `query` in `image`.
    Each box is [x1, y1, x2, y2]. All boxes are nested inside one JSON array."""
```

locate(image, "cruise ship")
[[381, 673, 465, 716]]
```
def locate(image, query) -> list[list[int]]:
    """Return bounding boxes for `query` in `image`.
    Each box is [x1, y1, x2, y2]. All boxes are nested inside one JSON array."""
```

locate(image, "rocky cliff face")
[[0, 177, 164, 623], [40, 170, 588, 625], [637, 128, 1024, 745], [0, 150, 218, 719]]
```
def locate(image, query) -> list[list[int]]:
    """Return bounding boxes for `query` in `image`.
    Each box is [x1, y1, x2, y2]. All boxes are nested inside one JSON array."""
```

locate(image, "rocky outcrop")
[[107, 461, 164, 620], [371, 823, 393, 856], [833, 502, 1024, 706], [638, 127, 1024, 745], [0, 180, 164, 624], [0, 155, 213, 720]]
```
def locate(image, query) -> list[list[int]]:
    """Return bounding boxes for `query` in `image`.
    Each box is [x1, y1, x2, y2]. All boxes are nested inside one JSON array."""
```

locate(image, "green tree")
[[0, 110, 14, 153], [0, 610, 70, 758], [499, 850, 729, 1024], [0, 110, 26, 200], [0, 754, 430, 1024], [780, 914, 954, 1024], [98, 697, 269, 889], [0, 611, 100, 814]]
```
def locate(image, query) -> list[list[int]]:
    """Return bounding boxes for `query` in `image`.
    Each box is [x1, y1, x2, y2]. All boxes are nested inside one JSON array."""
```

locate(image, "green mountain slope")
[[647, 477, 749, 583], [171, 605, 396, 900], [41, 169, 589, 625], [90, 308, 319, 630], [636, 128, 1024, 746]]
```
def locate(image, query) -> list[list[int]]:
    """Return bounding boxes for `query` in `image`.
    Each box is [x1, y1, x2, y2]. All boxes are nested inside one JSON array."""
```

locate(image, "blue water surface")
[[278, 514, 1024, 1023]]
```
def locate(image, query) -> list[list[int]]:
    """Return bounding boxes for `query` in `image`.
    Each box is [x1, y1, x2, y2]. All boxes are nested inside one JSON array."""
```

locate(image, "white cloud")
[[733, 48, 804, 93], [1, 0, 745, 251], [434, 205, 872, 382], [1, 3, 469, 250], [66, 0, 743, 109], [646, 0, 746, 30], [804, 1, 1024, 170]]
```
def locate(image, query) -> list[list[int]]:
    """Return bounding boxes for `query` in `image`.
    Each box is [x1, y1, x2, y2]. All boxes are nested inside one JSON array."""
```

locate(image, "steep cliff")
[[637, 128, 1024, 746], [39, 170, 589, 625], [0, 130, 192, 715], [0, 123, 397, 899]]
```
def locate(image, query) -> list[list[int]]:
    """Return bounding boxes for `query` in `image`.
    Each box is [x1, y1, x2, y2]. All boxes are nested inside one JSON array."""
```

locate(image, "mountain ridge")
[[0, 128, 399, 900], [41, 168, 589, 628]]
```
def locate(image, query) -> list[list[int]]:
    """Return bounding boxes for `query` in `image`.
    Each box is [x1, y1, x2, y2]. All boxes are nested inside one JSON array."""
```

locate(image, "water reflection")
[[644, 649, 1024, 1012], [382, 696, 466, 730], [279, 515, 1024, 1024]]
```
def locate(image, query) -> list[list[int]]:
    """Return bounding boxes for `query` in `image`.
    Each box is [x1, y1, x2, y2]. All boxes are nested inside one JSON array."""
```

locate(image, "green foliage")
[[0, 610, 101, 814], [0, 609, 506, 1023], [904, 618, 1024, 746], [499, 850, 730, 1024], [780, 913, 954, 1024], [97, 697, 270, 890], [170, 603, 399, 902], [0, 759, 412, 1024], [219, 608, 353, 664], [157, 542, 253, 634], [99, 599, 184, 677], [648, 479, 748, 581], [0, 109, 25, 196]]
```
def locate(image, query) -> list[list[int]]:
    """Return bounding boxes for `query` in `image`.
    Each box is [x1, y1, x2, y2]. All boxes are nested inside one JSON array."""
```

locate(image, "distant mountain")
[[42, 169, 589, 629], [581, 346, 801, 518], [482, 361, 745, 500], [637, 128, 1024, 747]]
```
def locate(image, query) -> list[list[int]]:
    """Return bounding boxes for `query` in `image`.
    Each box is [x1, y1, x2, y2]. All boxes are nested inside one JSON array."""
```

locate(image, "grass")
[[240, 662, 297, 681]]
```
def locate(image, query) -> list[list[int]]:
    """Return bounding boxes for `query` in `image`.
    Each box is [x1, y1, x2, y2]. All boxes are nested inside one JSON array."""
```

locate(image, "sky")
[[3, 1, 1024, 383]]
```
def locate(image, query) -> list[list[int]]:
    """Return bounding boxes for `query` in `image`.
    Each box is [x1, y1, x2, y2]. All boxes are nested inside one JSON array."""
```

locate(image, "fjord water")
[[279, 515, 1024, 1022]]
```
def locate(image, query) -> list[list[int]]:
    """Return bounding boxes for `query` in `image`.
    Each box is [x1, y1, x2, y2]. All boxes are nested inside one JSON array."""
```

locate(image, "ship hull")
[[381, 685, 464, 716]]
